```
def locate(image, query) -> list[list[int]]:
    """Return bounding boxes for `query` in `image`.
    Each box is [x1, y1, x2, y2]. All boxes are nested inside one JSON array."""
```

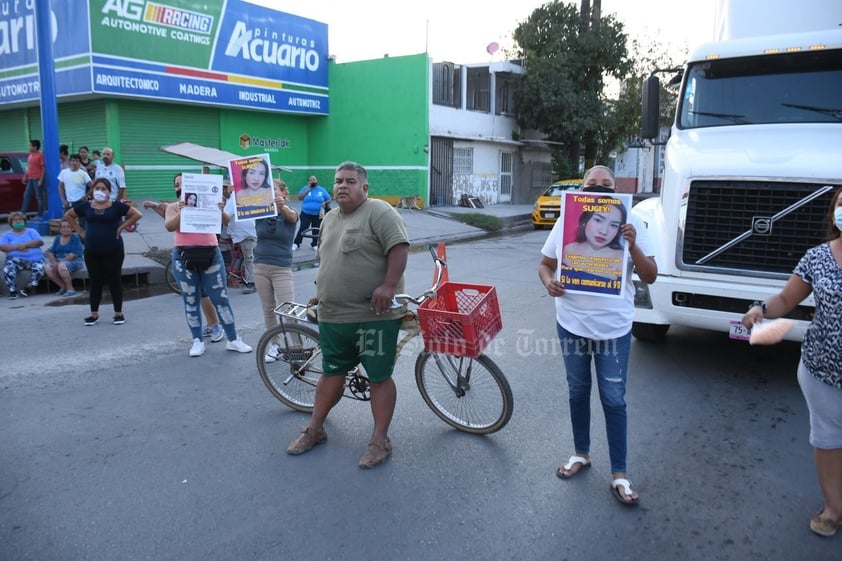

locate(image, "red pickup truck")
[[0, 152, 34, 215]]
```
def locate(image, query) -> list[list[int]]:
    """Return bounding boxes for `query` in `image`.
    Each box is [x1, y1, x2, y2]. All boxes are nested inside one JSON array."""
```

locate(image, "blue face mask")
[[835, 207, 842, 231], [12, 221, 25, 230]]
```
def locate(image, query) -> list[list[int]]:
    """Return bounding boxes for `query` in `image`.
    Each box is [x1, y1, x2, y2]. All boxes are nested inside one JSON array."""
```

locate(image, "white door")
[[499, 151, 513, 203]]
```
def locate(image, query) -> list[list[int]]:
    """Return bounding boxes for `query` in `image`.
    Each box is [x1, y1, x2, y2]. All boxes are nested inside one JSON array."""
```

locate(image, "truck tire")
[[631, 322, 669, 343]]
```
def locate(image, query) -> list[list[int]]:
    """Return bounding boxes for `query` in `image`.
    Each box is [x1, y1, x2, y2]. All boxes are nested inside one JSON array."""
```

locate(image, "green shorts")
[[319, 319, 402, 383]]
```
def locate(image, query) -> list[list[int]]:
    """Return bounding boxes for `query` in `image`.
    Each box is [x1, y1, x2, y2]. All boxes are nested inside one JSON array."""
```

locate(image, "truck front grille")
[[681, 181, 838, 275]]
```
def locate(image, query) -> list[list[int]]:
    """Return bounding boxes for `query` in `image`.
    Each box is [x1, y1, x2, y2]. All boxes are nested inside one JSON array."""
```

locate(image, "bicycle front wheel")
[[414, 351, 513, 434], [256, 323, 322, 412]]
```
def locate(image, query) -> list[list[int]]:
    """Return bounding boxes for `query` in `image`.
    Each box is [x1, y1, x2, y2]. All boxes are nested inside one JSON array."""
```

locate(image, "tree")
[[605, 38, 683, 153], [513, 0, 630, 173]]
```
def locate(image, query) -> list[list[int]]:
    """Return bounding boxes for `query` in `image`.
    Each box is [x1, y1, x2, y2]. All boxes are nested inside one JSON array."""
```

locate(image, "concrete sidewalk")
[[2, 201, 533, 296]]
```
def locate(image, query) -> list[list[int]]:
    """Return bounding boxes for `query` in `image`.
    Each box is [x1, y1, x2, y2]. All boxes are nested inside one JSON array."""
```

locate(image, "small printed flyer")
[[179, 173, 223, 234], [557, 190, 633, 297], [228, 153, 276, 221]]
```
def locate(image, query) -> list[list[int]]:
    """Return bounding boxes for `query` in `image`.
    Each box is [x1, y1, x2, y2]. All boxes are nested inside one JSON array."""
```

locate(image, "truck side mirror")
[[641, 75, 660, 140]]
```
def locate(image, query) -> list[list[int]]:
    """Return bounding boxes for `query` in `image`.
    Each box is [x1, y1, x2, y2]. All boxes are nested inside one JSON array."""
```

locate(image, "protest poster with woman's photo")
[[228, 154, 276, 221], [558, 190, 633, 297]]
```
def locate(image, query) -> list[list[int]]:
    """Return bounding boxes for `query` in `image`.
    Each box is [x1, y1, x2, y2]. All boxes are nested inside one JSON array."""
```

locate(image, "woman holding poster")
[[537, 165, 658, 506], [164, 174, 253, 358], [230, 155, 275, 221]]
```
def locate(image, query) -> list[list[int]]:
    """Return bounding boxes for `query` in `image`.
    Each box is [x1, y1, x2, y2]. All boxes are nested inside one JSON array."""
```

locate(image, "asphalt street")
[[1, 231, 838, 561]]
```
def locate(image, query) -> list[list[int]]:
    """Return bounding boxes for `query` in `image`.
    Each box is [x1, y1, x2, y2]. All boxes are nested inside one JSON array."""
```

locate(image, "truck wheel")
[[631, 322, 669, 343]]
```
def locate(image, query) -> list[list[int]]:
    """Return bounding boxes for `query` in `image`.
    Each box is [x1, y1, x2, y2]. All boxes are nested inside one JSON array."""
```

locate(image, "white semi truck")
[[632, 1, 842, 342]]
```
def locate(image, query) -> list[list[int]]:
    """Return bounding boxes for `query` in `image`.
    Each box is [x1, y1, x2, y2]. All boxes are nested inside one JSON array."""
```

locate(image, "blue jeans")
[[21, 178, 44, 216], [556, 323, 632, 473], [293, 212, 322, 247], [172, 247, 238, 341]]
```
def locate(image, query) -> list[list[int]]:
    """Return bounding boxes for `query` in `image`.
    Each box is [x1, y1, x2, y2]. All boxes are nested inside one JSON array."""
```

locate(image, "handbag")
[[177, 245, 216, 271]]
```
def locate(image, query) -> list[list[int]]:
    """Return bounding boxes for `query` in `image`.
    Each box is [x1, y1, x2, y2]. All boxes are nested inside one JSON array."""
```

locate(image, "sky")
[[249, 0, 718, 64]]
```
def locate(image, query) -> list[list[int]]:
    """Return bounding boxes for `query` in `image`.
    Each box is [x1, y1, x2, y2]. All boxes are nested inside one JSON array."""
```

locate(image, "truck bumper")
[[633, 275, 812, 341]]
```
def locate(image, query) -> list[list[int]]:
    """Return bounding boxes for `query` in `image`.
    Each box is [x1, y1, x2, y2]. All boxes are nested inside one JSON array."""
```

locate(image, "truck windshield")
[[679, 49, 842, 129]]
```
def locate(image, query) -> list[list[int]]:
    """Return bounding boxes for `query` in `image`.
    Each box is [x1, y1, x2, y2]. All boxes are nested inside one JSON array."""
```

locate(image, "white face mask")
[[93, 190, 108, 202], [834, 207, 842, 231]]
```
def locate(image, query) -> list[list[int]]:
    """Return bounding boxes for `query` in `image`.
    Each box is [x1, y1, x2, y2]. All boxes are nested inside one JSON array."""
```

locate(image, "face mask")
[[309, 182, 317, 187], [835, 207, 842, 231], [93, 191, 108, 202], [11, 221, 25, 230], [175, 189, 182, 199]]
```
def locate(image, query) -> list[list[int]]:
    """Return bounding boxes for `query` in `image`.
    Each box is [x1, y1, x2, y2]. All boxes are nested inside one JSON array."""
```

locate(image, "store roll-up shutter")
[[118, 101, 220, 200], [57, 101, 108, 155]]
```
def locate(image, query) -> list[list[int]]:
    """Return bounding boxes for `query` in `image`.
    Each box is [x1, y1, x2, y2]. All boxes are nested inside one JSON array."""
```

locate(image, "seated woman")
[[43, 219, 85, 297], [1, 211, 45, 298]]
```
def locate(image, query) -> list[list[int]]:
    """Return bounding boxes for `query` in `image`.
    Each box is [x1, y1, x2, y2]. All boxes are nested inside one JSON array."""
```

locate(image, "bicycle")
[[217, 237, 247, 288], [254, 246, 513, 434]]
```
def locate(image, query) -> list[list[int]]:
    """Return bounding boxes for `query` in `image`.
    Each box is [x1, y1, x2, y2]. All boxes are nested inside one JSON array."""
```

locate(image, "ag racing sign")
[[0, 0, 329, 114]]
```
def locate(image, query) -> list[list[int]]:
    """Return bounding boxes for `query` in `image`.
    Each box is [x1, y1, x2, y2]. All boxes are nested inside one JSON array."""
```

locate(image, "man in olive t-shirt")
[[287, 161, 410, 469]]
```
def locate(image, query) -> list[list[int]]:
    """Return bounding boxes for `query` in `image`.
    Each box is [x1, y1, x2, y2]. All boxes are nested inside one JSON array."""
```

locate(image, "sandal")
[[556, 455, 591, 479], [287, 427, 327, 455], [611, 478, 640, 506], [358, 438, 392, 469], [810, 510, 842, 537]]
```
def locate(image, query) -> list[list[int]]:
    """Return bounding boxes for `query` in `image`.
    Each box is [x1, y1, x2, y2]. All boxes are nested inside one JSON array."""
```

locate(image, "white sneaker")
[[226, 338, 253, 353], [189, 338, 205, 357], [292, 243, 299, 251], [264, 343, 280, 363]]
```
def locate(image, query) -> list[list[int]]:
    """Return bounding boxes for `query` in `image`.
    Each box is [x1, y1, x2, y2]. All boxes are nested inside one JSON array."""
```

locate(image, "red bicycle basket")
[[417, 282, 502, 358]]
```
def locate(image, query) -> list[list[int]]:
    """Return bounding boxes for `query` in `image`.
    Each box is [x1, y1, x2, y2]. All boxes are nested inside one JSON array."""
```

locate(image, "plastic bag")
[[749, 318, 795, 345]]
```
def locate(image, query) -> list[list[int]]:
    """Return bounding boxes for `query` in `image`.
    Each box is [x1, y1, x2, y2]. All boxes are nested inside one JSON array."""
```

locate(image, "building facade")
[[0, 1, 549, 207]]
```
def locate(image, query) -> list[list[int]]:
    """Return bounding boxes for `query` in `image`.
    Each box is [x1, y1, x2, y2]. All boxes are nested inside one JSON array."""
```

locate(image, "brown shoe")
[[358, 438, 392, 469], [810, 510, 842, 537], [287, 426, 327, 455]]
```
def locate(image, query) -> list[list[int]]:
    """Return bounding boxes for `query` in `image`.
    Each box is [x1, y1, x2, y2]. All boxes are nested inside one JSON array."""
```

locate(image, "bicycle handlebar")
[[392, 245, 447, 307]]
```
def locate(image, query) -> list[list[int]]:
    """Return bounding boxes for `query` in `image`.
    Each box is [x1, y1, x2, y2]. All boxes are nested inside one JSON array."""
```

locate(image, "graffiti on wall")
[[453, 174, 498, 206]]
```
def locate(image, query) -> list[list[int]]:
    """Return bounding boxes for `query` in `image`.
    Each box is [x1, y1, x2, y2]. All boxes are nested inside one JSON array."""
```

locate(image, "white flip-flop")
[[611, 478, 640, 506], [556, 455, 591, 479]]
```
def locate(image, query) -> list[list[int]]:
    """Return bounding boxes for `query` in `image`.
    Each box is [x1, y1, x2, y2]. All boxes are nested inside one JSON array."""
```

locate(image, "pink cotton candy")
[[749, 319, 795, 345]]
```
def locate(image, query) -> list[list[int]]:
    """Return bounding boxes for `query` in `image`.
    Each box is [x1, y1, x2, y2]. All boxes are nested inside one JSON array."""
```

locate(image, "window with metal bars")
[[432, 62, 461, 107], [453, 148, 473, 175]]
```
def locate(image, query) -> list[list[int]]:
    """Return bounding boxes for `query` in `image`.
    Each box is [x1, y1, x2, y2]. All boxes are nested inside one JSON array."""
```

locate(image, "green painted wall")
[[307, 54, 429, 200], [219, 110, 312, 188]]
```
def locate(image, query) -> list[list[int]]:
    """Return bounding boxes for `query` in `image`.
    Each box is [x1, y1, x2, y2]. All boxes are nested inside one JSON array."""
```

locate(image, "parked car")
[[0, 152, 31, 215], [531, 178, 583, 229]]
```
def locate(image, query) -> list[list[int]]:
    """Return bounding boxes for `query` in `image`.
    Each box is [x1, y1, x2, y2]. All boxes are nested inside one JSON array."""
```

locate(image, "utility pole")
[[579, 0, 602, 171], [35, 0, 61, 220]]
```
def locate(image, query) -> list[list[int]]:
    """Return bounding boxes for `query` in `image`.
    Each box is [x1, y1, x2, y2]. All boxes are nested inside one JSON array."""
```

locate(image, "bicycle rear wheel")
[[414, 351, 513, 434], [256, 323, 322, 412]]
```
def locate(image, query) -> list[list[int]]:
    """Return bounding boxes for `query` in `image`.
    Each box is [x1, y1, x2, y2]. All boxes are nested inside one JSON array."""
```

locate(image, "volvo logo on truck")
[[751, 217, 773, 235]]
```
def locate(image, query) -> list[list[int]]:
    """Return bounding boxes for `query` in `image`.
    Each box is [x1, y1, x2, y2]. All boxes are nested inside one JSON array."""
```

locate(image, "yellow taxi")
[[531, 179, 583, 229]]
